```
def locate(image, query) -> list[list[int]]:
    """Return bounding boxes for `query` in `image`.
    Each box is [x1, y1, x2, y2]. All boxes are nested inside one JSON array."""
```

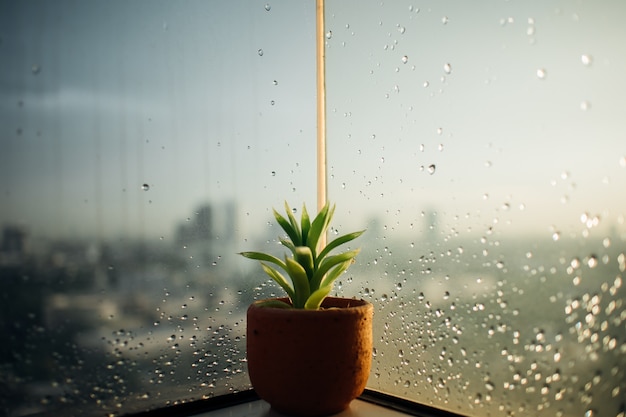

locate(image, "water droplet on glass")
[[31, 64, 41, 74], [427, 164, 436, 175], [587, 255, 598, 268], [443, 63, 452, 74], [401, 55, 408, 64], [442, 16, 449, 24], [581, 54, 593, 66], [141, 184, 150, 191], [258, 49, 264, 56], [536, 68, 547, 79], [325, 30, 332, 39], [580, 100, 591, 111], [273, 80, 278, 85], [264, 3, 271, 11]]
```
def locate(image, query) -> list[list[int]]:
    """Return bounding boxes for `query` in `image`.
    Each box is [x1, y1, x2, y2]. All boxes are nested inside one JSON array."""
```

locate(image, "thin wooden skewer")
[[316, 0, 326, 214]]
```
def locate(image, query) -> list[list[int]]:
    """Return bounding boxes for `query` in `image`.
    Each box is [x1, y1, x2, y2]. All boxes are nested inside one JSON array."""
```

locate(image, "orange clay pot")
[[246, 297, 373, 416]]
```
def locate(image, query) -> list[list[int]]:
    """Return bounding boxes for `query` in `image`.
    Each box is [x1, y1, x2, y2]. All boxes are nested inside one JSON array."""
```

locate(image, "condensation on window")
[[0, 1, 315, 416], [326, 1, 626, 416]]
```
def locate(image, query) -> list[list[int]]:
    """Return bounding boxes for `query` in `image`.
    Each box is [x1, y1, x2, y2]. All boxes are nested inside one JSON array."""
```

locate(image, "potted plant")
[[239, 201, 373, 416]]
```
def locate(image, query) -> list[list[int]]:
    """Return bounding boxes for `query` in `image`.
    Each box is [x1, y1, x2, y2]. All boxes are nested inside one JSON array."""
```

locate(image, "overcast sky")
[[1, 0, 625, 243]]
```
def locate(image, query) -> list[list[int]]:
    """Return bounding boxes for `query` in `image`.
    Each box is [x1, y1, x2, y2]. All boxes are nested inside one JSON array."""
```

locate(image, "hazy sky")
[[0, 1, 317, 240], [1, 0, 625, 243], [324, 0, 626, 239]]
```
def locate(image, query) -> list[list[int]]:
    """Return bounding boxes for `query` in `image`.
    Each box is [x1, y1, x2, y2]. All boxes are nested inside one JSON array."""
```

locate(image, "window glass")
[[0, 1, 315, 415], [326, 1, 626, 416]]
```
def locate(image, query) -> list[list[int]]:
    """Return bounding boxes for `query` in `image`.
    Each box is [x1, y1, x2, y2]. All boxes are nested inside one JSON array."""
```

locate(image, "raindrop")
[[141, 184, 150, 191], [586, 255, 598, 268], [264, 3, 271, 11], [581, 54, 593, 66], [427, 164, 436, 175], [257, 49, 264, 56], [536, 68, 547, 79], [325, 31, 332, 39], [401, 55, 408, 64], [442, 16, 449, 24], [31, 64, 41, 74], [443, 63, 452, 74], [580, 100, 591, 111]]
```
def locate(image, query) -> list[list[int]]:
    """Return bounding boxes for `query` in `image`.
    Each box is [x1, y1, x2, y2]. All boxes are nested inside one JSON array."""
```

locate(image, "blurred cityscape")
[[0, 201, 258, 417], [1, 202, 625, 417]]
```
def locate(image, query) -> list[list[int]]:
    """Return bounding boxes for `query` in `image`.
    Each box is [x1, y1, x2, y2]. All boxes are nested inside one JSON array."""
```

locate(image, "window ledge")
[[192, 398, 408, 417], [125, 390, 467, 417]]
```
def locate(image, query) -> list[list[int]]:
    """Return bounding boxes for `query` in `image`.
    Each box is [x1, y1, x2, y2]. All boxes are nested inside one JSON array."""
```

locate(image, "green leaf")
[[320, 259, 352, 289], [306, 202, 332, 255], [279, 237, 297, 256], [283, 202, 303, 246], [273, 207, 300, 246], [239, 251, 287, 271], [317, 230, 365, 264], [295, 246, 314, 280], [285, 257, 311, 308], [304, 285, 333, 310], [260, 263, 295, 300], [310, 249, 361, 291], [300, 204, 311, 246]]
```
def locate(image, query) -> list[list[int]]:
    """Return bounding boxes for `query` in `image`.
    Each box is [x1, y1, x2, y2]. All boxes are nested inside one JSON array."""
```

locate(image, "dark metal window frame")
[[123, 389, 468, 417]]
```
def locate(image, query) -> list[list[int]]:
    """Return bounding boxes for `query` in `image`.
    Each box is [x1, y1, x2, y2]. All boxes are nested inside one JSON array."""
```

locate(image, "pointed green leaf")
[[285, 257, 311, 308], [239, 251, 287, 271], [306, 202, 332, 255], [273, 207, 300, 246], [260, 263, 295, 300], [320, 259, 352, 289], [295, 246, 314, 280], [304, 285, 333, 310], [279, 237, 297, 256], [300, 204, 311, 246], [317, 230, 365, 264], [283, 202, 303, 246], [310, 249, 361, 291]]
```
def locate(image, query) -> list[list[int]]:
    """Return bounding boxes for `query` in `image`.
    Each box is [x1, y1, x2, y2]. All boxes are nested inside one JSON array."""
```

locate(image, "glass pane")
[[326, 1, 626, 416], [0, 1, 315, 415]]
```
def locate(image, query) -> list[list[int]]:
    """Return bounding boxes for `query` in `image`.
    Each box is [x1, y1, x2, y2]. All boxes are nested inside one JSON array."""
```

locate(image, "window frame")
[[122, 389, 469, 417]]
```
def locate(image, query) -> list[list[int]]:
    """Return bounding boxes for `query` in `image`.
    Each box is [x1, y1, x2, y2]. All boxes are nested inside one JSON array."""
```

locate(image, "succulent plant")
[[239, 202, 364, 309]]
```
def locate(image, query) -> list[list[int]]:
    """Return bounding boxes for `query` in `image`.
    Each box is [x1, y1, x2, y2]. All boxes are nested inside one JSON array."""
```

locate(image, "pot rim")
[[249, 296, 372, 315]]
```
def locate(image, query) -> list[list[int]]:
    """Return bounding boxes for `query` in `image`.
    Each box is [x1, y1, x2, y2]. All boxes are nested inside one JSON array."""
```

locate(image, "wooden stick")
[[316, 0, 327, 215]]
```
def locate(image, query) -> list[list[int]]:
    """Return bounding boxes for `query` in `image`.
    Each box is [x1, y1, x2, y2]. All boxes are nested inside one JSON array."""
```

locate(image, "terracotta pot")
[[246, 297, 373, 416]]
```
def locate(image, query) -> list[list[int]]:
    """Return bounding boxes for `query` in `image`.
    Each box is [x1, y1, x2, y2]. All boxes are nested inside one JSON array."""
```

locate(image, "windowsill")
[[192, 398, 412, 417], [124, 389, 467, 417]]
